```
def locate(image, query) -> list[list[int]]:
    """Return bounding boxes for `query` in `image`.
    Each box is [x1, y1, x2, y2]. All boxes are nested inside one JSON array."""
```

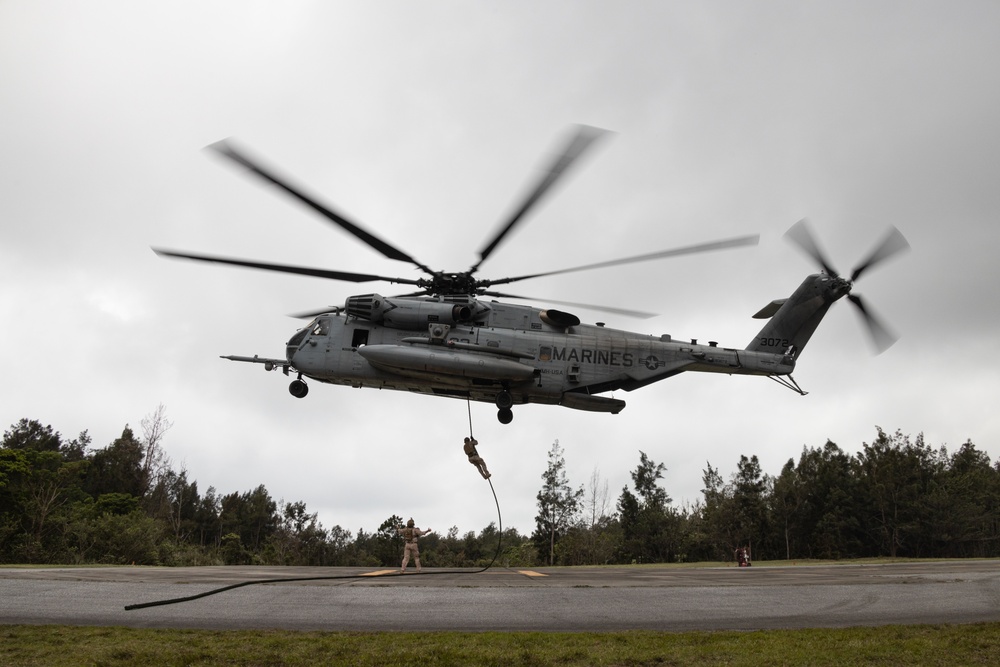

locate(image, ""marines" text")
[[551, 347, 634, 367]]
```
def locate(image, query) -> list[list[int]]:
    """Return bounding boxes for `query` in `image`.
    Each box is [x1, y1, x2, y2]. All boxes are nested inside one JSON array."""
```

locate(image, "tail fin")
[[746, 273, 850, 358]]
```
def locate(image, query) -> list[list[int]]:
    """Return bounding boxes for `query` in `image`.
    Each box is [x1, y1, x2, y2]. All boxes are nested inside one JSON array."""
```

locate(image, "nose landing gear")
[[289, 378, 309, 398]]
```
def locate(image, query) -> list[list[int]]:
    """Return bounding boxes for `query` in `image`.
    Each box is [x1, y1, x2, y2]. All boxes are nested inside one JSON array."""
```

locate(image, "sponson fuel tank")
[[358, 344, 535, 381]]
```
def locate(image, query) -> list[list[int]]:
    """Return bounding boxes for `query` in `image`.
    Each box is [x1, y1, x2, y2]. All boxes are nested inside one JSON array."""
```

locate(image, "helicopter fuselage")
[[226, 294, 797, 423]]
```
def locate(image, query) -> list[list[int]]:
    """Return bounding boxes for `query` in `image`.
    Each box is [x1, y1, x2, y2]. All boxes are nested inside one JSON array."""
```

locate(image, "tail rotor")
[[784, 219, 910, 354]]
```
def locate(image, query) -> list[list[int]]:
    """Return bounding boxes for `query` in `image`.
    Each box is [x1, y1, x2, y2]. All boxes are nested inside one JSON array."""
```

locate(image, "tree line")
[[0, 410, 525, 567], [535, 431, 1000, 565], [3, 409, 998, 567]]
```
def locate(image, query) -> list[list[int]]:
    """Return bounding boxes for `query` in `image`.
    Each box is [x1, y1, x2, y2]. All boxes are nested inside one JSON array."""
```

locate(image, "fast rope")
[[125, 404, 500, 611]]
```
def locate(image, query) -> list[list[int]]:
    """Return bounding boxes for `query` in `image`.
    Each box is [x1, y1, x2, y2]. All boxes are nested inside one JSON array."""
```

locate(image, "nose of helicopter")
[[285, 327, 310, 367]]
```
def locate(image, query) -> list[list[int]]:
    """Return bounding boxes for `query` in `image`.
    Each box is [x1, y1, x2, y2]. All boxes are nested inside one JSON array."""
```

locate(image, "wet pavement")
[[2, 560, 998, 631]]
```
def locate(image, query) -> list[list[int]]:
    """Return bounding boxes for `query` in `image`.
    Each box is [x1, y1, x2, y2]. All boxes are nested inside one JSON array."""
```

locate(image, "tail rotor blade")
[[785, 219, 839, 277], [850, 226, 910, 282], [847, 294, 897, 354]]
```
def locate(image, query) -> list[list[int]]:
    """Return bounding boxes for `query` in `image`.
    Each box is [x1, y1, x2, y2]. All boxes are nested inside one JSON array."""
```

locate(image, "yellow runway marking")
[[362, 570, 399, 577], [517, 570, 547, 577]]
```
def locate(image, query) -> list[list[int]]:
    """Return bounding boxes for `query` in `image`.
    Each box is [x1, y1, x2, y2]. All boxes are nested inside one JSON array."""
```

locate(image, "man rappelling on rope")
[[463, 436, 491, 479]]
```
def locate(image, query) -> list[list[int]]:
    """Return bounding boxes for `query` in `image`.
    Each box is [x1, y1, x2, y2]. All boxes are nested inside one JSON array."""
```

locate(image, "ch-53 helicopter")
[[155, 126, 909, 424]]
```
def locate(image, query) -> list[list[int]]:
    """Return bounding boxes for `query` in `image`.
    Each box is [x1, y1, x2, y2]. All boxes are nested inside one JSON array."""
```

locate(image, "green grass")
[[2, 624, 1000, 666]]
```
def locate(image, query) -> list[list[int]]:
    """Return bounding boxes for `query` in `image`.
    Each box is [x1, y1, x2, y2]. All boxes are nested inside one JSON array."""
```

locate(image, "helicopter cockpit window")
[[312, 319, 331, 336]]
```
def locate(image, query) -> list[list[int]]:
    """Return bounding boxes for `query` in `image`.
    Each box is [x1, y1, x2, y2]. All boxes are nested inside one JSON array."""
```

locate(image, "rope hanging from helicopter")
[[124, 405, 502, 612]]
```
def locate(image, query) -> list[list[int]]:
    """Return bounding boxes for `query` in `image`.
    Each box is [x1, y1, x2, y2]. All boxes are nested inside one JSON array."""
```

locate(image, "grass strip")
[[2, 623, 1000, 666]]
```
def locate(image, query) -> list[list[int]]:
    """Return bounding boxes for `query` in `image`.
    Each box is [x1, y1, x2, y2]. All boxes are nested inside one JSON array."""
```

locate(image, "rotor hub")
[[419, 272, 481, 295], [826, 274, 853, 299]]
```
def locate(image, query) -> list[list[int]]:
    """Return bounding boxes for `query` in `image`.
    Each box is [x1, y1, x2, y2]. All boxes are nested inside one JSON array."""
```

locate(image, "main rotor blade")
[[208, 140, 431, 273], [784, 219, 839, 277], [847, 293, 897, 354], [482, 234, 760, 287], [850, 226, 910, 282], [152, 248, 422, 285], [288, 306, 343, 319], [474, 125, 610, 271], [481, 291, 658, 319]]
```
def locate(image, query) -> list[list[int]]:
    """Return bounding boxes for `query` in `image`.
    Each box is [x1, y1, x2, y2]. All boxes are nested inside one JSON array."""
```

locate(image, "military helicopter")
[[155, 126, 908, 424]]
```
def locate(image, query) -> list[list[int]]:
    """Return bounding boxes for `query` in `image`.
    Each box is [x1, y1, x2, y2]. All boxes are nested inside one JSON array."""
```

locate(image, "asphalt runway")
[[2, 561, 999, 632]]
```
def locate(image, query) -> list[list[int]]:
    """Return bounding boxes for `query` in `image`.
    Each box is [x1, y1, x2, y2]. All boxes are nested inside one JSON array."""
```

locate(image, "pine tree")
[[533, 440, 583, 565]]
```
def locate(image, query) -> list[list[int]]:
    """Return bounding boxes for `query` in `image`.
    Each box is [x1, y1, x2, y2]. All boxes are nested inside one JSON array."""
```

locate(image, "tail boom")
[[747, 273, 850, 358]]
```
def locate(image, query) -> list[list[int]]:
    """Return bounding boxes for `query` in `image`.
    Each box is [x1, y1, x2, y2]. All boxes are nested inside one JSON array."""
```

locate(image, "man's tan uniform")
[[463, 437, 491, 479], [398, 519, 431, 572]]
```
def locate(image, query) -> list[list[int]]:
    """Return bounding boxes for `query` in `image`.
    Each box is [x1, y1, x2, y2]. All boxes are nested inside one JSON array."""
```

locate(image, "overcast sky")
[[3, 1, 999, 539]]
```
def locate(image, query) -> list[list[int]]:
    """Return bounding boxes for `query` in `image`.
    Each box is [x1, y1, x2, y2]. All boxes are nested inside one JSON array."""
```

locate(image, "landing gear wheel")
[[289, 379, 309, 398], [497, 408, 513, 424], [495, 390, 513, 410]]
